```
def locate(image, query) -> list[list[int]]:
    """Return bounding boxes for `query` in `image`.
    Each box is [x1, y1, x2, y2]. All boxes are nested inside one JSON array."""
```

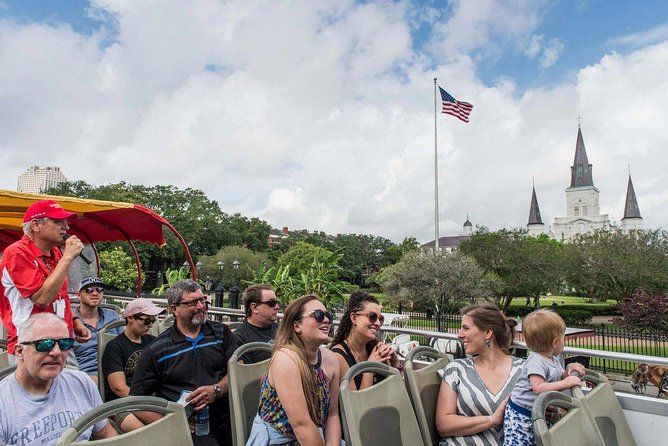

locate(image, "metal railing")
[[104, 294, 668, 369]]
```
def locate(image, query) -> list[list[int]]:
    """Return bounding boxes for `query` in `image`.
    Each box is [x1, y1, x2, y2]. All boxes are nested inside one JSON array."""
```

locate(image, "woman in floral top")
[[246, 295, 341, 446]]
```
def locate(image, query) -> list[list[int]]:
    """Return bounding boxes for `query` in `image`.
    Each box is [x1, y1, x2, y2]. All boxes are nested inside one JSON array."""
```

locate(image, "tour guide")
[[0, 199, 90, 364]]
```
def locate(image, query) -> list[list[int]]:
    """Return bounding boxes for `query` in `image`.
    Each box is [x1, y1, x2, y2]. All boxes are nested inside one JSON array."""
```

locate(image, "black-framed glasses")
[[133, 315, 157, 325], [82, 286, 104, 294], [257, 299, 279, 308], [22, 337, 75, 353], [174, 297, 210, 308], [355, 311, 385, 325], [300, 309, 333, 323]]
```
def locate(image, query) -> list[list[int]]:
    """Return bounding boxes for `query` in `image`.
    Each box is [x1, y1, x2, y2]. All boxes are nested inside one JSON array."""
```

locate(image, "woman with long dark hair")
[[246, 295, 341, 446], [330, 291, 399, 390]]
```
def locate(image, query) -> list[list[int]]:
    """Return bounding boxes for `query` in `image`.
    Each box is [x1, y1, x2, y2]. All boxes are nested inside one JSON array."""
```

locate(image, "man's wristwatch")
[[213, 384, 223, 398]]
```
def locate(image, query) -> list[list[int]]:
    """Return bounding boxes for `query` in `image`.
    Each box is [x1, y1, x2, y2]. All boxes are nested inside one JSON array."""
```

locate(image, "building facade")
[[528, 126, 642, 241], [17, 166, 68, 194]]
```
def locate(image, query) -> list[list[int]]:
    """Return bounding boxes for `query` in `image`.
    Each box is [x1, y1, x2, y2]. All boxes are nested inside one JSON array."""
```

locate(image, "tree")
[[564, 228, 668, 301], [459, 229, 565, 311], [99, 248, 143, 291], [276, 242, 334, 278], [380, 251, 500, 329], [198, 245, 269, 288], [615, 289, 668, 333]]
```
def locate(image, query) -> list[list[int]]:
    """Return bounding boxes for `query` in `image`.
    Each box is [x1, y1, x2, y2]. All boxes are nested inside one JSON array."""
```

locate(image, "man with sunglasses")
[[130, 279, 238, 446], [72, 276, 123, 382], [101, 298, 163, 432], [0, 199, 91, 365], [0, 313, 117, 445], [234, 284, 279, 364]]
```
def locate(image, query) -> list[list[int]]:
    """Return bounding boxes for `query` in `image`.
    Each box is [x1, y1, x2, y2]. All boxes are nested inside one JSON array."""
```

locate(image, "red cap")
[[22, 200, 77, 222]]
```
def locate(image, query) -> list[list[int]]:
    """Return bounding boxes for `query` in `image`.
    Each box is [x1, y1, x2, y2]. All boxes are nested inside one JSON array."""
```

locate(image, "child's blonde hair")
[[522, 309, 566, 353]]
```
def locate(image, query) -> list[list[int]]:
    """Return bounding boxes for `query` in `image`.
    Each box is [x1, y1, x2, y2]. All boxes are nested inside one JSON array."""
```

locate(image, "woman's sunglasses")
[[301, 309, 333, 323], [257, 299, 279, 308], [22, 337, 75, 353], [355, 311, 385, 325]]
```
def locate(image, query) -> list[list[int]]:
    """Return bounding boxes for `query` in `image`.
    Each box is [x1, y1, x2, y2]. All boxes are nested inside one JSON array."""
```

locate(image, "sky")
[[2, 0, 668, 243]]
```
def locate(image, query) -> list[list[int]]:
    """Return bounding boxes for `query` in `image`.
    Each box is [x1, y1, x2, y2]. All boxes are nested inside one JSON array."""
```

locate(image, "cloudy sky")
[[2, 0, 668, 242]]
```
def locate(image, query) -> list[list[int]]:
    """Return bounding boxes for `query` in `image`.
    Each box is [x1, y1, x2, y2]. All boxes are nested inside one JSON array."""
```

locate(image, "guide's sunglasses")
[[174, 297, 210, 308], [301, 309, 333, 323], [82, 287, 104, 294], [22, 337, 75, 353], [257, 299, 279, 308], [133, 315, 157, 325], [355, 311, 385, 325]]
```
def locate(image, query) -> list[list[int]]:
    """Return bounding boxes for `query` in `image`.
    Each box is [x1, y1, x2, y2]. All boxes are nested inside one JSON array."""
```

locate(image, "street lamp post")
[[215, 260, 225, 308], [230, 259, 240, 309]]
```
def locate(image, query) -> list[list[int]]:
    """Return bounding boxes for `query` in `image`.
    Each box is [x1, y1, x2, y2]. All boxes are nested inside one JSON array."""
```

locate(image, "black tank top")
[[331, 342, 385, 390]]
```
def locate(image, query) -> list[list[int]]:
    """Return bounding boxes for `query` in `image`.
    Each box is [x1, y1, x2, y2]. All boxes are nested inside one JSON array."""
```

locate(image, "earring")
[[486, 339, 491, 348]]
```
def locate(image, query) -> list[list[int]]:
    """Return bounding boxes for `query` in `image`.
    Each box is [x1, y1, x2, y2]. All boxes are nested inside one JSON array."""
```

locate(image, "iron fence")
[[399, 312, 667, 376]]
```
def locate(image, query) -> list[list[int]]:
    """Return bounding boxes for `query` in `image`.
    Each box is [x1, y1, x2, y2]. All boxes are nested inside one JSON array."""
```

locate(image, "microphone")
[[63, 234, 93, 265]]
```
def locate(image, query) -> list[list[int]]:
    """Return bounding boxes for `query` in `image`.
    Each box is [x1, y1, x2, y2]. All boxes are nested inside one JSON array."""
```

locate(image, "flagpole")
[[433, 78, 440, 253]]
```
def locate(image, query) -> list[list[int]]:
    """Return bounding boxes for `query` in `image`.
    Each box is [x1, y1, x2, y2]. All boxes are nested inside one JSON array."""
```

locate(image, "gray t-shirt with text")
[[510, 352, 565, 410], [0, 369, 106, 446]]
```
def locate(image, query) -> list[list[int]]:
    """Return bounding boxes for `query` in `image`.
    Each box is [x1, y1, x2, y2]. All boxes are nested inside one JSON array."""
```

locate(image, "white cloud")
[[0, 0, 667, 244], [610, 23, 668, 48]]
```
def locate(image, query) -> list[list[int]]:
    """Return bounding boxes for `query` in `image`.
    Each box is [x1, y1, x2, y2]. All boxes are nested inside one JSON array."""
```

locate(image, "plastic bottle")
[[195, 407, 210, 436]]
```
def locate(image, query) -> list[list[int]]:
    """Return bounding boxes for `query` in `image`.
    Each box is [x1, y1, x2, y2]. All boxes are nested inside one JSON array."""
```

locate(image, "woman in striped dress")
[[436, 303, 523, 446]]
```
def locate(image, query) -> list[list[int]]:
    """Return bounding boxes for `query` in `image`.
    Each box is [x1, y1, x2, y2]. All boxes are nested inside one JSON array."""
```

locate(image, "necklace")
[[345, 338, 365, 364]]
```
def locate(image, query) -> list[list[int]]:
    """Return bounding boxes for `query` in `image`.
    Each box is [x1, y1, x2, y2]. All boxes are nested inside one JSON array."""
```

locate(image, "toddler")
[[503, 309, 585, 445]]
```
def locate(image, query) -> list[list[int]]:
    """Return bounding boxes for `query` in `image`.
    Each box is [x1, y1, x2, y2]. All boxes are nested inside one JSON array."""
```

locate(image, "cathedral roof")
[[527, 185, 543, 225], [570, 126, 594, 188], [622, 174, 642, 220], [463, 215, 472, 227]]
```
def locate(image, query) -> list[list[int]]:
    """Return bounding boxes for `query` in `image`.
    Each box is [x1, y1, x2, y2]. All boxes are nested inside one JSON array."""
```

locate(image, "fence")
[[399, 312, 668, 375]]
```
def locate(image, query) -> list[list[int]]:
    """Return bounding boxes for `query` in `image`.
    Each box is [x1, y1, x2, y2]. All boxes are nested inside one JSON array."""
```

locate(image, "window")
[[582, 205, 587, 216], [574, 205, 579, 216]]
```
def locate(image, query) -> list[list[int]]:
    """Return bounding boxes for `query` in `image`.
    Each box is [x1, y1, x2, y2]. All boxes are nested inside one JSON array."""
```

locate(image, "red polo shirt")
[[0, 235, 73, 353]]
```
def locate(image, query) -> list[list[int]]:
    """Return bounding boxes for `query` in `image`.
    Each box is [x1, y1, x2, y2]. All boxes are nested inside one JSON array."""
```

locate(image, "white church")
[[526, 126, 643, 241]]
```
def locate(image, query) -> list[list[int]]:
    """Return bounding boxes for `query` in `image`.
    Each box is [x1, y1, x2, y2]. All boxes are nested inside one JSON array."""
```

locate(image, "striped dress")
[[439, 356, 524, 446]]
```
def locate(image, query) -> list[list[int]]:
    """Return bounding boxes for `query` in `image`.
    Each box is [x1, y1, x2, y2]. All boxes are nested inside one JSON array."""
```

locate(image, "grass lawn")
[[508, 296, 616, 308]]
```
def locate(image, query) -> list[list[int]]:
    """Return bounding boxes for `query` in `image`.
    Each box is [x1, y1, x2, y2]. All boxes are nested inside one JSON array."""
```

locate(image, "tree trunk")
[[501, 296, 513, 313]]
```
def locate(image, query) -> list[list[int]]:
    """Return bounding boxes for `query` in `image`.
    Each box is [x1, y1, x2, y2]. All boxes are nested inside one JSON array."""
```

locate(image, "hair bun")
[[505, 317, 518, 329]]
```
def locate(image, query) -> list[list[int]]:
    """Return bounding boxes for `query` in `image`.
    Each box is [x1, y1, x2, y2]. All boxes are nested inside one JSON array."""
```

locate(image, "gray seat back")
[[571, 369, 637, 446], [340, 361, 425, 446], [227, 342, 273, 446], [97, 319, 127, 401], [149, 314, 174, 336], [0, 365, 16, 381], [404, 346, 449, 446], [56, 396, 193, 446], [532, 391, 605, 446]]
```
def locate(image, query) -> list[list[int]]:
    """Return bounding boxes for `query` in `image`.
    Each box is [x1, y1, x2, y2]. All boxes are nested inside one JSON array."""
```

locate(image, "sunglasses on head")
[[82, 286, 104, 294], [22, 337, 75, 353], [257, 299, 279, 308], [133, 315, 157, 325], [355, 311, 385, 325], [301, 309, 333, 323]]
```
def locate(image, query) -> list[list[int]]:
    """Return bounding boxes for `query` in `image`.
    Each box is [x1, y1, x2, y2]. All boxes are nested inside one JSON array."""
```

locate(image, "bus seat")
[[532, 391, 605, 446], [0, 365, 16, 381], [429, 338, 465, 360], [404, 346, 449, 446], [227, 342, 273, 446], [56, 396, 192, 446], [340, 361, 425, 446], [572, 369, 637, 446], [97, 319, 127, 401]]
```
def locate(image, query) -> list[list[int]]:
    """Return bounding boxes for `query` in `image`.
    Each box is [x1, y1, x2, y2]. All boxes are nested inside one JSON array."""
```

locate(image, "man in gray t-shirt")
[[0, 313, 117, 445]]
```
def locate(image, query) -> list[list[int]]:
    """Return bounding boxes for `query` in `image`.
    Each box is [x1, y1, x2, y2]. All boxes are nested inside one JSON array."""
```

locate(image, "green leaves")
[[99, 248, 144, 291]]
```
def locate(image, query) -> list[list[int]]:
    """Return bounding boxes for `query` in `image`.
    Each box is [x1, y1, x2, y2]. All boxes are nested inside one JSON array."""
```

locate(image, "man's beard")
[[190, 312, 206, 326]]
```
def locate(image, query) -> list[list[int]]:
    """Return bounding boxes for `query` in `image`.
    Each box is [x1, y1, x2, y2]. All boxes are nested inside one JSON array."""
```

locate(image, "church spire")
[[527, 184, 543, 225], [622, 174, 642, 220], [570, 126, 594, 188]]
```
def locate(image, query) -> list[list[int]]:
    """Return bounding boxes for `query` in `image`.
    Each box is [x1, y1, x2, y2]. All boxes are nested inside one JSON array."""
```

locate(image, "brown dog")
[[631, 364, 668, 398]]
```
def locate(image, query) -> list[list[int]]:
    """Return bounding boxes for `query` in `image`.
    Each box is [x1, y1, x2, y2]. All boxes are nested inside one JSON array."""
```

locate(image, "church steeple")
[[528, 185, 543, 225], [622, 174, 642, 220], [570, 126, 594, 188]]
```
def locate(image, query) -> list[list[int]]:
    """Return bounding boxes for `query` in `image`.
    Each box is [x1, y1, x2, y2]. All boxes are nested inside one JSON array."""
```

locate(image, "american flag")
[[439, 86, 473, 123]]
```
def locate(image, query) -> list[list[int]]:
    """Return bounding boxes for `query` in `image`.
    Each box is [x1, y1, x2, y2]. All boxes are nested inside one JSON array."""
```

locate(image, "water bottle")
[[195, 407, 210, 436]]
